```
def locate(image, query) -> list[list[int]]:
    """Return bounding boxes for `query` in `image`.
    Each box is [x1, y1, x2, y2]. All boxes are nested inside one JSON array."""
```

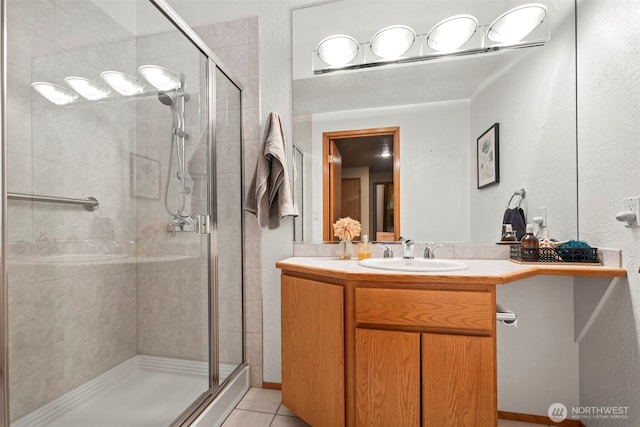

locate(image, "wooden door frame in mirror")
[[322, 126, 400, 241]]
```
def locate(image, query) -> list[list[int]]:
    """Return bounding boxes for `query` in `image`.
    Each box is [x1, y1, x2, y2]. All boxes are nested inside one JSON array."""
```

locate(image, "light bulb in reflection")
[[101, 71, 144, 96], [64, 77, 111, 100], [488, 3, 547, 44], [370, 25, 416, 60], [317, 35, 359, 67], [427, 15, 478, 52], [31, 82, 79, 105], [138, 65, 183, 91]]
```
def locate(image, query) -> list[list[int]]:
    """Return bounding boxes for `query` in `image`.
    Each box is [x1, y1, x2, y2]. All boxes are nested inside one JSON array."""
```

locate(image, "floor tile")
[[235, 388, 282, 414], [277, 403, 296, 417], [221, 409, 274, 427], [270, 414, 311, 427]]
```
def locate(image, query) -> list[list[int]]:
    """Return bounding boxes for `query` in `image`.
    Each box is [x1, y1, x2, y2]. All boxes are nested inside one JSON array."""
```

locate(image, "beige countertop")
[[276, 257, 627, 285]]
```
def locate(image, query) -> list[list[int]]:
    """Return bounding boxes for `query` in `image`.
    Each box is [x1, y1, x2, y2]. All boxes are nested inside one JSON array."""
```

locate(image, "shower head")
[[158, 91, 174, 106]]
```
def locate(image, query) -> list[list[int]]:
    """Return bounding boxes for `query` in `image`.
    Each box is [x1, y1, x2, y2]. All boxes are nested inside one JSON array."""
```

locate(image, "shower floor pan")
[[12, 355, 236, 427]]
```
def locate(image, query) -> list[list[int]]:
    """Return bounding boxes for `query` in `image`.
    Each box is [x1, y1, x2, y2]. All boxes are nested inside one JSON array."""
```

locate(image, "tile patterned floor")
[[222, 388, 554, 427], [221, 388, 309, 427]]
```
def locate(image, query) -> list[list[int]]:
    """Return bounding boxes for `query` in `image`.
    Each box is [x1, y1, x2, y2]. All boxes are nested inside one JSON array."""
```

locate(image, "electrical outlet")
[[623, 197, 640, 227], [624, 197, 640, 213], [538, 207, 547, 227]]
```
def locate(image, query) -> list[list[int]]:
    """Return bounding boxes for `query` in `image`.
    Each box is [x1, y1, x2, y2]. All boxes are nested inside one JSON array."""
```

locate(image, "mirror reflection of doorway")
[[322, 127, 400, 241], [374, 183, 395, 242]]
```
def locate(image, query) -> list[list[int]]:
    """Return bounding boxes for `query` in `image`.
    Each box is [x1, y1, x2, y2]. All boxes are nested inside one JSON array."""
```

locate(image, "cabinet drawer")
[[355, 288, 493, 332]]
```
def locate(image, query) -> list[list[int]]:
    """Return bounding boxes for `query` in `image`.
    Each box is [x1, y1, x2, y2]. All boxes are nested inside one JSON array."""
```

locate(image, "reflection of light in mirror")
[[64, 77, 111, 100], [487, 3, 547, 44], [101, 71, 145, 96], [317, 34, 359, 67], [370, 25, 416, 59], [31, 82, 79, 105], [138, 65, 182, 91], [427, 15, 478, 52], [380, 139, 392, 157]]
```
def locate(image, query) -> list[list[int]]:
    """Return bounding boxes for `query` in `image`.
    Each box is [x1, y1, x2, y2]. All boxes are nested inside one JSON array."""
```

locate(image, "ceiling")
[[293, 52, 509, 114], [334, 135, 394, 173]]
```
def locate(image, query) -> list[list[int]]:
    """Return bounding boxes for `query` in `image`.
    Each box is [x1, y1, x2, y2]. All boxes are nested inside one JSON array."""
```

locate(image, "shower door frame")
[[0, 0, 8, 424], [0, 0, 247, 425]]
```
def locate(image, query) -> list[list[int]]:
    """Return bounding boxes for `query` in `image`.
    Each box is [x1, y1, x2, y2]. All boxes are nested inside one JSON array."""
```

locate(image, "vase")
[[336, 239, 353, 260]]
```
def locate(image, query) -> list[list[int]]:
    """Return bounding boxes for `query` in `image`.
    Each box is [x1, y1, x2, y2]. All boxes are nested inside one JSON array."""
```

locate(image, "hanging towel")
[[502, 207, 527, 240], [245, 112, 299, 229]]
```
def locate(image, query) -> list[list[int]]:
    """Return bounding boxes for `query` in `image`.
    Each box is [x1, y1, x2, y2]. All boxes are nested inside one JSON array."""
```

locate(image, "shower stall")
[[0, 0, 247, 425]]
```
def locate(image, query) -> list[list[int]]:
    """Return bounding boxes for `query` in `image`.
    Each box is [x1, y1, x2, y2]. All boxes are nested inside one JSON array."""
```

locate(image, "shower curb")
[[11, 355, 210, 427]]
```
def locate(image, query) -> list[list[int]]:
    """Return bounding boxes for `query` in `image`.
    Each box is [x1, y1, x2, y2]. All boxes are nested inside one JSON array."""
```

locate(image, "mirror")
[[292, 0, 577, 243]]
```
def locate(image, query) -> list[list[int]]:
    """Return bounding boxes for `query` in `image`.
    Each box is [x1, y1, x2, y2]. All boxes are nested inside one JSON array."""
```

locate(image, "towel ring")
[[506, 188, 526, 209]]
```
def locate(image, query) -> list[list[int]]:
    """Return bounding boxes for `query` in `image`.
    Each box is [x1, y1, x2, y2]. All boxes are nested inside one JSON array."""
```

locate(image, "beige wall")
[[577, 0, 640, 424]]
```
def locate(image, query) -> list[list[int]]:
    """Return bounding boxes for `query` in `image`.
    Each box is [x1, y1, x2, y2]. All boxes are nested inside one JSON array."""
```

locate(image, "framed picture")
[[131, 153, 161, 199], [477, 123, 500, 189]]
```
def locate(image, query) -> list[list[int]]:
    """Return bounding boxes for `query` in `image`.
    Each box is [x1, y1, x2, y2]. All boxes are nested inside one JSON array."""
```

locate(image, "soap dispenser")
[[521, 224, 539, 261], [501, 224, 517, 242], [358, 234, 372, 260]]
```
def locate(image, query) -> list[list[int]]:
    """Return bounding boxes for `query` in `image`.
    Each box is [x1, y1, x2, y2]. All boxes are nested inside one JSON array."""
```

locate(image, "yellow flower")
[[333, 217, 361, 241]]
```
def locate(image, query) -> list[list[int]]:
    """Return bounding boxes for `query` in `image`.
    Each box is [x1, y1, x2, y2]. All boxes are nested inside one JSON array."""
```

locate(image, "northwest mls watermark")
[[549, 402, 630, 422]]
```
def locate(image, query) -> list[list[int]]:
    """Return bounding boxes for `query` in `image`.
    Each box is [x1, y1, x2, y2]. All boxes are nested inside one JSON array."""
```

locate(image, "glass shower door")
[[4, 1, 215, 425], [213, 65, 244, 384]]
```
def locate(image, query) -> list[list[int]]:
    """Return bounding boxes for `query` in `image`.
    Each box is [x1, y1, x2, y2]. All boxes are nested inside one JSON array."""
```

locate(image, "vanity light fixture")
[[370, 25, 416, 60], [312, 3, 549, 74], [138, 65, 183, 91], [426, 14, 479, 52], [487, 3, 548, 44], [101, 71, 145, 96], [31, 82, 79, 105], [64, 77, 111, 100], [316, 34, 360, 67]]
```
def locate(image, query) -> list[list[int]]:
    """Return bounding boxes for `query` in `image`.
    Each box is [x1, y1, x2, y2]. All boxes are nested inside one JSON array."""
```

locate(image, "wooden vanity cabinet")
[[281, 273, 497, 427], [281, 275, 345, 427], [354, 329, 495, 427]]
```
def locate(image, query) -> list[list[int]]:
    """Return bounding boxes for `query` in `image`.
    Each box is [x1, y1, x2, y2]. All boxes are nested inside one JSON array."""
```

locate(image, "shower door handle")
[[196, 215, 211, 234]]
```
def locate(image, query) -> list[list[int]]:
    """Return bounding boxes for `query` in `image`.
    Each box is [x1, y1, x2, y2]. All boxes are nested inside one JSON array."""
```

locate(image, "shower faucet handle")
[[167, 214, 195, 235]]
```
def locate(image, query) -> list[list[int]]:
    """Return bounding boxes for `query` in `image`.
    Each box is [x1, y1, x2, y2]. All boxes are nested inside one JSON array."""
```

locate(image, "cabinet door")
[[355, 328, 420, 427], [422, 333, 496, 427], [281, 275, 345, 427]]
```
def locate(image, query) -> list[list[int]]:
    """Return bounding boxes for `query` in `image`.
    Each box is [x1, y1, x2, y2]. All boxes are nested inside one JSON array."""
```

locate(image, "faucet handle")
[[424, 242, 443, 259]]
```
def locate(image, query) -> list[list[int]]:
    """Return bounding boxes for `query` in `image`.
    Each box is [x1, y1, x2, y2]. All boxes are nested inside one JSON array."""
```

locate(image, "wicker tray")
[[509, 245, 600, 265]]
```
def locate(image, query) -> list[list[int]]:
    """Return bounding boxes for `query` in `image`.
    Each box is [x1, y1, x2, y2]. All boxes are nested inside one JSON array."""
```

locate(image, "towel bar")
[[506, 188, 526, 208], [8, 192, 99, 211]]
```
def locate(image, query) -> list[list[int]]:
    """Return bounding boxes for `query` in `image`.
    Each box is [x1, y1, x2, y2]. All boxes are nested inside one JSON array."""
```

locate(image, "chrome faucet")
[[400, 238, 414, 259], [424, 243, 443, 259], [382, 246, 394, 258]]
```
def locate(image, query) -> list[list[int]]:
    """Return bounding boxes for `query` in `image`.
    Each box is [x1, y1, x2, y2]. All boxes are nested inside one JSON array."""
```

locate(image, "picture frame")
[[477, 123, 500, 189], [131, 153, 161, 199]]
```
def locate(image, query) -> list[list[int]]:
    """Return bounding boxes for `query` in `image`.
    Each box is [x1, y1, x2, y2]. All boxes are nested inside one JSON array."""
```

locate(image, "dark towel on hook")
[[503, 207, 526, 240]]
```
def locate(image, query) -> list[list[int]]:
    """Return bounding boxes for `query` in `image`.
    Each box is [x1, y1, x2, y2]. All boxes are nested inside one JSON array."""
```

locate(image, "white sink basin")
[[359, 257, 468, 272]]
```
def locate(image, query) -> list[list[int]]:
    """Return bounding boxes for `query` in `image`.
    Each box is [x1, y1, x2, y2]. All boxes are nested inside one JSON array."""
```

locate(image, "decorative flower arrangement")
[[333, 217, 361, 241]]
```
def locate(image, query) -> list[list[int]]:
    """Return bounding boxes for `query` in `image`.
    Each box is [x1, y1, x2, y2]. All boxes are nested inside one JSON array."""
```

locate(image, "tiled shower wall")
[[5, 2, 255, 422], [134, 29, 210, 362], [194, 17, 263, 387], [6, 0, 138, 420]]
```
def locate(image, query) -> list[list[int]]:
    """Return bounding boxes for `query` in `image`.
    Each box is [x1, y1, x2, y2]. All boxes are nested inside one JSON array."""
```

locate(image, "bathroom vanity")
[[276, 257, 626, 427]]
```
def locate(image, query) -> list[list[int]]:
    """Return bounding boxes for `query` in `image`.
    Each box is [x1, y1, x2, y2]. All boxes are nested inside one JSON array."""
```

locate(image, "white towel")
[[245, 112, 299, 229]]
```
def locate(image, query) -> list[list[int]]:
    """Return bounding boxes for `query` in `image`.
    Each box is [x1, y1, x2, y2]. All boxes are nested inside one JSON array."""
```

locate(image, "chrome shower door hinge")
[[196, 214, 212, 234]]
